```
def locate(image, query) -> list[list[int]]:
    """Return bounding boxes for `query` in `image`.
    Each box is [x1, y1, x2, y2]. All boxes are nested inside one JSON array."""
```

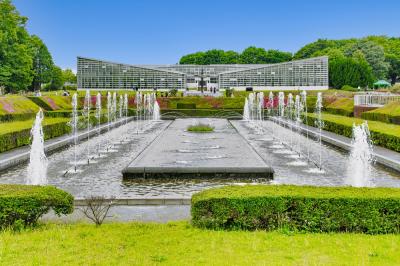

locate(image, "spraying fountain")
[[70, 93, 79, 171], [119, 95, 123, 119], [83, 90, 91, 164], [107, 92, 112, 132], [346, 122, 374, 187], [124, 94, 128, 124], [315, 92, 324, 169], [301, 90, 310, 160], [243, 98, 250, 121], [95, 93, 102, 154], [153, 100, 160, 121], [26, 108, 48, 185]]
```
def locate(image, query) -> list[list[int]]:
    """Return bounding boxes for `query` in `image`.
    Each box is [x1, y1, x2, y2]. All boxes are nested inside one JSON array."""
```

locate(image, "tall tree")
[[48, 66, 63, 90], [0, 0, 33, 93], [329, 57, 374, 89], [29, 35, 54, 90], [62, 68, 77, 83], [239, 46, 268, 64], [345, 40, 389, 80]]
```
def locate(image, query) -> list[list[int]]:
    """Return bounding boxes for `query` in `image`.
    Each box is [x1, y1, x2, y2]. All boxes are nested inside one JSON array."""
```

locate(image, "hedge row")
[[191, 185, 400, 234], [306, 113, 400, 152], [0, 185, 73, 228], [361, 102, 400, 125], [0, 120, 71, 153], [161, 109, 243, 118]]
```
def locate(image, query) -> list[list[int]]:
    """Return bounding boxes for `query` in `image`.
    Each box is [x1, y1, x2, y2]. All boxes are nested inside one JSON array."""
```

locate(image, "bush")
[[0, 184, 73, 228], [341, 85, 358, 92], [191, 185, 400, 234], [160, 109, 243, 118], [361, 102, 400, 124], [177, 103, 196, 109], [325, 98, 354, 116], [0, 119, 71, 153], [187, 123, 214, 132]]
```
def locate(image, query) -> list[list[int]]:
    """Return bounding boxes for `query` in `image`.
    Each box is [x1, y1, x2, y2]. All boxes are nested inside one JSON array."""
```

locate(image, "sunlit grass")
[[187, 123, 214, 132], [0, 221, 399, 265]]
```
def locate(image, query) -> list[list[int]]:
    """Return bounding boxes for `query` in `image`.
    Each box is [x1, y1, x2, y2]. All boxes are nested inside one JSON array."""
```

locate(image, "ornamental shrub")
[[191, 185, 400, 234], [0, 184, 74, 228]]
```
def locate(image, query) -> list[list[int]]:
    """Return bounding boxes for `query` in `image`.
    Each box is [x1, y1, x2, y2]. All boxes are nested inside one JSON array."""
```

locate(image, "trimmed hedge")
[[191, 185, 400, 234], [0, 119, 71, 153], [161, 108, 243, 118], [177, 103, 196, 109], [325, 98, 354, 117], [361, 102, 400, 125], [0, 184, 73, 228], [306, 113, 400, 152]]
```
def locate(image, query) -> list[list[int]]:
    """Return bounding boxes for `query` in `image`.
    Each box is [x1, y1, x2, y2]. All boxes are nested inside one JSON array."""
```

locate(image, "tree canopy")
[[0, 0, 63, 93]]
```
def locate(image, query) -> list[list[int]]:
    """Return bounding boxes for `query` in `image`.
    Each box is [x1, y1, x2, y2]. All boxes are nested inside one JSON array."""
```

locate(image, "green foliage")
[[0, 184, 73, 228], [187, 123, 214, 132], [159, 108, 243, 118], [306, 113, 400, 152], [177, 103, 196, 109], [0, 118, 70, 152], [341, 85, 358, 91], [345, 40, 390, 80], [179, 47, 292, 65], [361, 102, 400, 124], [158, 97, 244, 109], [29, 35, 54, 90], [329, 57, 374, 89], [61, 68, 77, 84], [192, 184, 400, 234], [0, 0, 33, 92], [47, 66, 64, 91], [325, 98, 354, 116], [28, 95, 72, 111]]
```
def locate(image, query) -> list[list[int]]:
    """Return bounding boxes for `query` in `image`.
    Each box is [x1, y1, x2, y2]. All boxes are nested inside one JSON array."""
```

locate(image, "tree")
[[47, 66, 63, 90], [239, 46, 268, 64], [329, 57, 374, 89], [223, 50, 240, 64], [62, 68, 77, 83], [0, 0, 33, 93], [179, 52, 205, 64], [29, 35, 54, 91], [345, 40, 389, 80], [264, 49, 292, 63], [386, 54, 400, 84]]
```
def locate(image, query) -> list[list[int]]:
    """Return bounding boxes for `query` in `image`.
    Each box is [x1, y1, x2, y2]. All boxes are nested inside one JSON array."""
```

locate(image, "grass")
[[0, 95, 40, 115], [309, 112, 400, 137], [187, 123, 214, 132], [325, 97, 354, 116], [0, 117, 70, 135], [362, 102, 400, 124], [0, 222, 399, 265]]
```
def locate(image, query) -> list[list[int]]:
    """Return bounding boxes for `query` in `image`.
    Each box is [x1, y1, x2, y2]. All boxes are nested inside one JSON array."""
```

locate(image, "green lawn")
[[0, 222, 399, 265], [309, 112, 400, 136], [0, 117, 70, 135]]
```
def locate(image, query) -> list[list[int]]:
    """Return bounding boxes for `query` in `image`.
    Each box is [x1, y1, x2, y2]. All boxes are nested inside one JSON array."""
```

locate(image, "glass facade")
[[77, 56, 328, 90]]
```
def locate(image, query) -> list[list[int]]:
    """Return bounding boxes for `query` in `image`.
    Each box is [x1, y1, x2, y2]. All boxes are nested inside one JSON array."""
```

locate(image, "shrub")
[[361, 102, 400, 124], [187, 123, 214, 132], [341, 85, 358, 92], [191, 185, 400, 234], [0, 184, 73, 228], [0, 119, 71, 153], [177, 103, 196, 109], [159, 109, 243, 118], [325, 98, 354, 116]]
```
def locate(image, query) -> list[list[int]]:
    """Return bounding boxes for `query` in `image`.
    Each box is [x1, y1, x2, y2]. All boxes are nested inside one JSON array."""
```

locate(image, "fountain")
[[346, 122, 374, 187], [112, 92, 117, 123], [135, 92, 142, 133], [95, 93, 102, 154], [153, 100, 160, 121], [119, 95, 123, 119], [278, 92, 285, 123], [243, 98, 250, 121], [70, 93, 79, 171], [287, 93, 294, 147], [107, 92, 112, 131], [294, 95, 302, 155], [124, 94, 129, 124], [83, 90, 91, 164], [301, 90, 310, 160], [315, 92, 324, 169], [26, 108, 48, 185]]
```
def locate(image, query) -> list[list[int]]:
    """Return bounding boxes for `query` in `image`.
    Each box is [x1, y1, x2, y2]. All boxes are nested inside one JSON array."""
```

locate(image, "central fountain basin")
[[122, 119, 273, 179]]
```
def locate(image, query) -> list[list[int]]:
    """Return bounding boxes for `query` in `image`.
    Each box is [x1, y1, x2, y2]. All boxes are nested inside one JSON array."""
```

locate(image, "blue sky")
[[13, 0, 400, 71]]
